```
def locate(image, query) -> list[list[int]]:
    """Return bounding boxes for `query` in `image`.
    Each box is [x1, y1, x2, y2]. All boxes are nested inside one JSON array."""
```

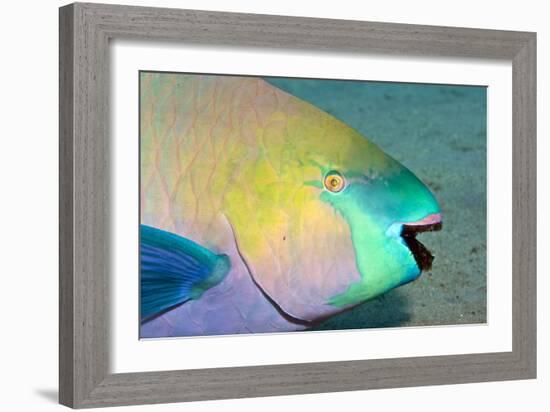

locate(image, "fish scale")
[[141, 75, 313, 335]]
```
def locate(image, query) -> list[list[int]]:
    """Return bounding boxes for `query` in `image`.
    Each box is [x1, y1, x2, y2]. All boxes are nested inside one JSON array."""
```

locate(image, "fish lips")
[[400, 213, 442, 271]]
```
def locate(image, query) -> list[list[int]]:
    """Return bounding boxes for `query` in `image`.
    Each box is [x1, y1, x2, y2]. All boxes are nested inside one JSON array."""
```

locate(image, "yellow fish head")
[[225, 85, 442, 323]]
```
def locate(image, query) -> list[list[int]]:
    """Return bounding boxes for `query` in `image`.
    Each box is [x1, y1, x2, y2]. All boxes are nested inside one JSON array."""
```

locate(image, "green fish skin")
[[140, 73, 441, 337]]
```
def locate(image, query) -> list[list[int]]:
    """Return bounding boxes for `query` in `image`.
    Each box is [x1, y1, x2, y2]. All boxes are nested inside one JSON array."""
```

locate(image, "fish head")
[[312, 141, 442, 308], [224, 84, 441, 324]]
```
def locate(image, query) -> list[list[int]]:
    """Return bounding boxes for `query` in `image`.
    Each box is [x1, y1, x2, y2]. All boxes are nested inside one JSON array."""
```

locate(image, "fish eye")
[[324, 171, 345, 193]]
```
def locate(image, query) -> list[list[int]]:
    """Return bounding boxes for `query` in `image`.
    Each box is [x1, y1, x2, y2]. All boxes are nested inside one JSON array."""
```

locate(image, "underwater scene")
[[139, 71, 486, 338]]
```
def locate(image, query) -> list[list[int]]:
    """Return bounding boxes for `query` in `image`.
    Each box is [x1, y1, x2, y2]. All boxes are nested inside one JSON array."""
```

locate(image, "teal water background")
[[267, 77, 487, 329]]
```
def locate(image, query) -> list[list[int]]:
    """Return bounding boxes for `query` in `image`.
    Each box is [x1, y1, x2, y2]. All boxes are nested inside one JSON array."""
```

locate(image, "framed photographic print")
[[59, 2, 536, 408]]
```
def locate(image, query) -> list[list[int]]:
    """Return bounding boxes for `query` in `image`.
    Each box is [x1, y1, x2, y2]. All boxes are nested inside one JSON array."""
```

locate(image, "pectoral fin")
[[140, 225, 230, 322]]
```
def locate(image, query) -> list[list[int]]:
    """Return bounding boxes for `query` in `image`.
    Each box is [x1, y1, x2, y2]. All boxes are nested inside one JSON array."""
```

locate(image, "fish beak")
[[400, 213, 443, 271]]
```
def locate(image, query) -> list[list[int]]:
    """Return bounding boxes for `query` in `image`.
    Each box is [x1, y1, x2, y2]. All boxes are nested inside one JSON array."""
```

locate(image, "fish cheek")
[[225, 188, 362, 322], [286, 198, 363, 314]]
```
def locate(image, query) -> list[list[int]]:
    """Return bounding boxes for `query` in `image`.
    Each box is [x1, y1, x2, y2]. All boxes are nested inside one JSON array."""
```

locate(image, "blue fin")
[[140, 225, 230, 322]]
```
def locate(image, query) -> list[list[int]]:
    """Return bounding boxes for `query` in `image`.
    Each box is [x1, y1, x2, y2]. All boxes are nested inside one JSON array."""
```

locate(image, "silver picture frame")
[[59, 2, 536, 408]]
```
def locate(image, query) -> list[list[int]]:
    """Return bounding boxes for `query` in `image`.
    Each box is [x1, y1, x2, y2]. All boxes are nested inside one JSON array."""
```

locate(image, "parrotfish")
[[140, 73, 442, 338]]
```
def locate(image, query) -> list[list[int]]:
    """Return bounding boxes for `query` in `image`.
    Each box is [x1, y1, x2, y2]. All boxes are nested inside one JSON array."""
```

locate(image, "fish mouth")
[[401, 213, 442, 271]]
